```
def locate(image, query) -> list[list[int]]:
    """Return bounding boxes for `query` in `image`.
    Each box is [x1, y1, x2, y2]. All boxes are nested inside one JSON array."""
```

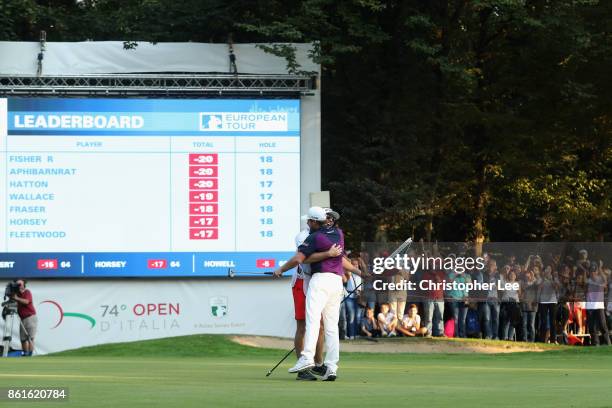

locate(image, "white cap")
[[307, 206, 327, 222]]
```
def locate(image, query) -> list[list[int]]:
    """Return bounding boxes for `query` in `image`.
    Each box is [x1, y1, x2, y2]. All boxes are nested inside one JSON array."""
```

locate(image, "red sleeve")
[[23, 290, 33, 303]]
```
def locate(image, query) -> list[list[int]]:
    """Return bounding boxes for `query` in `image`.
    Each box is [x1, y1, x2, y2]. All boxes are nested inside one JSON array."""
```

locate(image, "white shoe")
[[288, 357, 315, 373]]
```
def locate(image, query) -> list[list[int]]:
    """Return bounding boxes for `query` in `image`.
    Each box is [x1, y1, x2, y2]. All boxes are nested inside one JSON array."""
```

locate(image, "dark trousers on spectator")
[[587, 309, 611, 346], [522, 311, 537, 342], [480, 301, 500, 339], [448, 301, 468, 338], [500, 302, 519, 340], [356, 304, 365, 333], [341, 297, 358, 338], [538, 303, 557, 343]]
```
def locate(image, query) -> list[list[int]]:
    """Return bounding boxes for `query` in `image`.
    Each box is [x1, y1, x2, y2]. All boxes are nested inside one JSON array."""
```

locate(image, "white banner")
[[1, 279, 294, 355], [0, 42, 318, 76]]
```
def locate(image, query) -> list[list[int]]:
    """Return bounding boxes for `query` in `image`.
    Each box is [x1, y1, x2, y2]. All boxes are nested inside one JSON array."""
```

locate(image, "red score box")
[[189, 178, 218, 190], [148, 259, 168, 269], [189, 203, 218, 214], [190, 191, 218, 203], [190, 228, 219, 240], [190, 165, 218, 178], [37, 259, 58, 270], [190, 216, 218, 227], [189, 153, 218, 165], [256, 259, 276, 268]]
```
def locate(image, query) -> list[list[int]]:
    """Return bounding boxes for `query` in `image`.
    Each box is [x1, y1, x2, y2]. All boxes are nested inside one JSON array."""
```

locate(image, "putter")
[[265, 237, 413, 377], [227, 269, 273, 278]]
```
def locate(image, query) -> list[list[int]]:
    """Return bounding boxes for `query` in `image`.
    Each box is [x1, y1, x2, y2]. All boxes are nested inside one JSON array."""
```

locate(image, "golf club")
[[227, 269, 273, 278], [388, 237, 413, 258]]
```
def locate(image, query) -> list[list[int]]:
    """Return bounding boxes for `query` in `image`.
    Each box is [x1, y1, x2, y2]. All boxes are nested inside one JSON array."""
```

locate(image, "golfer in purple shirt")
[[273, 206, 351, 381]]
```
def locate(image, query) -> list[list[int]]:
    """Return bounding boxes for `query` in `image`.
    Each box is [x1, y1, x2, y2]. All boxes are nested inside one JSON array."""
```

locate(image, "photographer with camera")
[[11, 280, 37, 356]]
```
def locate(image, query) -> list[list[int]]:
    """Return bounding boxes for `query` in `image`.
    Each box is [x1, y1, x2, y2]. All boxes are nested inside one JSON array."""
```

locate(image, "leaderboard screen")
[[0, 98, 300, 278]]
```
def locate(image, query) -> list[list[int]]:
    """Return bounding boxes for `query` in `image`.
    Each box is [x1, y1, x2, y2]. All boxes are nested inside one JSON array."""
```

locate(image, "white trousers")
[[301, 272, 343, 371]]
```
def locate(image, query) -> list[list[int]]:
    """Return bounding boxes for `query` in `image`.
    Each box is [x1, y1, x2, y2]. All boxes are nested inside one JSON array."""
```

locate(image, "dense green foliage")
[[1, 0, 610, 245]]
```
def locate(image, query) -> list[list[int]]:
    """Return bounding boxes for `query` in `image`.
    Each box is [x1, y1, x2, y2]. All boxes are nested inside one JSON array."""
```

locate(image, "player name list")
[[0, 134, 300, 255]]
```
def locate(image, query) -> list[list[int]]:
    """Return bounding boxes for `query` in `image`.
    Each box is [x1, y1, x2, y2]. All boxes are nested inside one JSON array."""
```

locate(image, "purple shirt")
[[298, 226, 344, 276]]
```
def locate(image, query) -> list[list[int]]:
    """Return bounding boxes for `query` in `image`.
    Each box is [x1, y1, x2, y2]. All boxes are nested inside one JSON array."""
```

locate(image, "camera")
[[2, 281, 20, 309], [4, 281, 20, 300], [2, 281, 20, 320]]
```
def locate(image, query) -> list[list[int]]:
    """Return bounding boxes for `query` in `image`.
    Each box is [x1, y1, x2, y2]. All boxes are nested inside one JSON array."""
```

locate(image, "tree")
[[2, 0, 610, 245]]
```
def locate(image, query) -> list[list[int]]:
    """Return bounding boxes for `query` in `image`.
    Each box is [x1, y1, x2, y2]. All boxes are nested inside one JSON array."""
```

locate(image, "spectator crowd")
[[338, 248, 612, 346]]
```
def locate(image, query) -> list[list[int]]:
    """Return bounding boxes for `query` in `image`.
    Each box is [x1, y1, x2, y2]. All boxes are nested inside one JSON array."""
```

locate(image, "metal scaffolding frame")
[[0, 74, 317, 96]]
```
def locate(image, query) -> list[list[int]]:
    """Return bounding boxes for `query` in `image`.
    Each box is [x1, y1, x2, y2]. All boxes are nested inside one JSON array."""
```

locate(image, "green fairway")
[[1, 336, 611, 408]]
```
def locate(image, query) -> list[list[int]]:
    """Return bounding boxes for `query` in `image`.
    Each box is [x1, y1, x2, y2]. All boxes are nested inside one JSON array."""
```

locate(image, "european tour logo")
[[199, 112, 288, 131]]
